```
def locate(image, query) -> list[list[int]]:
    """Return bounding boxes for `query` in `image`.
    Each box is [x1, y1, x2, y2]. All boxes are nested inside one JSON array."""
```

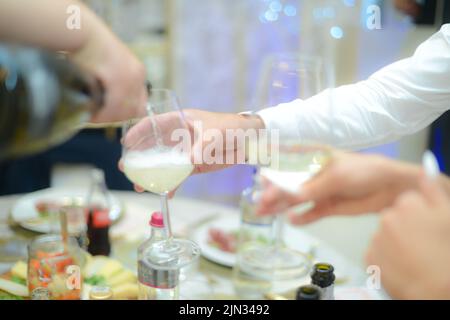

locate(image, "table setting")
[[0, 44, 389, 301], [0, 183, 382, 300]]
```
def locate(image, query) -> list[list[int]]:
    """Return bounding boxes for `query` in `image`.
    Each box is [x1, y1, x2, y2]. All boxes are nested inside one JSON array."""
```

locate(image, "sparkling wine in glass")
[[121, 89, 200, 278], [257, 54, 334, 280]]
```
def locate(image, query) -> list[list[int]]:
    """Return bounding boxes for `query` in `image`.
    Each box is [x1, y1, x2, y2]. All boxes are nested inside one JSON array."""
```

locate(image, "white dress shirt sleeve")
[[257, 24, 450, 150]]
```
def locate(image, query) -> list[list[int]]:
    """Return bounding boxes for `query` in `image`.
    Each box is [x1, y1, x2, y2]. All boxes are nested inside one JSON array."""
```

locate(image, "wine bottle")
[[296, 285, 322, 300], [0, 43, 104, 160], [310, 262, 336, 300]]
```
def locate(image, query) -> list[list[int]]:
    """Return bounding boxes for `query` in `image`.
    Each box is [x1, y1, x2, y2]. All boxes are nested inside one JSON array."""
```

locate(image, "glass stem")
[[274, 215, 284, 252], [160, 193, 173, 240]]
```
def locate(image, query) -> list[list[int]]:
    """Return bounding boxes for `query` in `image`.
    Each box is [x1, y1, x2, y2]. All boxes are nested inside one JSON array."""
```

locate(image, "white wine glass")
[[257, 54, 333, 279], [121, 89, 200, 268]]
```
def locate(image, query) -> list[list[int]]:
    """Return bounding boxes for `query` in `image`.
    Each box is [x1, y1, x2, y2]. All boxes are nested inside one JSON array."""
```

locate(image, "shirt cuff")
[[256, 104, 302, 139]]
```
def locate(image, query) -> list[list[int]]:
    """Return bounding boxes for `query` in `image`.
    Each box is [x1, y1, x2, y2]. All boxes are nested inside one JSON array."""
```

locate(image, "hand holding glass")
[[121, 89, 200, 269]]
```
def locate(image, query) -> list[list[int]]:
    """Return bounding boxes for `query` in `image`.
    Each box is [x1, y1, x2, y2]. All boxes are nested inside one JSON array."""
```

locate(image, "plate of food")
[[191, 215, 317, 268], [10, 187, 123, 234], [0, 254, 138, 300]]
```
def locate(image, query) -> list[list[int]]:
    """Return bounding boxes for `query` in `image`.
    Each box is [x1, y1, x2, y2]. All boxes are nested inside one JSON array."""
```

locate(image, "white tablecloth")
[[0, 191, 388, 299]]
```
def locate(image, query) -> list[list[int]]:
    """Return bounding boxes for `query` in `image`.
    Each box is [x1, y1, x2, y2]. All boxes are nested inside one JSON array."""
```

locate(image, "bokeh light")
[[330, 26, 344, 39], [264, 10, 279, 22], [269, 1, 283, 13], [283, 5, 297, 17]]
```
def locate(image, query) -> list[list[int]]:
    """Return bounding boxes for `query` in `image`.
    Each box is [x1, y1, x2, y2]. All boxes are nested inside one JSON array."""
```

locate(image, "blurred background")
[[1, 0, 447, 267]]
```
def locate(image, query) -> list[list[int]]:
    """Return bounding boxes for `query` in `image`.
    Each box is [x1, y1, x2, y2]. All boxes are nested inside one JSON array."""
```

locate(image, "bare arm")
[[0, 0, 148, 123], [0, 0, 102, 52]]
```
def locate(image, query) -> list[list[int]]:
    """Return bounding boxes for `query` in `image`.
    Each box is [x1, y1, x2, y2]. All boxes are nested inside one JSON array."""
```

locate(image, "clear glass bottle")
[[137, 212, 180, 300], [89, 286, 113, 300], [28, 234, 84, 300], [232, 169, 275, 299]]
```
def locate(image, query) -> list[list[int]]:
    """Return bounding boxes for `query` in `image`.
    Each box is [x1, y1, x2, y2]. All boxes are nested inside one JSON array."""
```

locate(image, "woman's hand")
[[366, 175, 450, 299]]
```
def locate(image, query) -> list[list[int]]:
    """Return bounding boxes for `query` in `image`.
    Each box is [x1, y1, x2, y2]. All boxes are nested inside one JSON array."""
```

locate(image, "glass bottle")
[[28, 234, 84, 300], [0, 44, 104, 160], [89, 286, 113, 300], [232, 168, 275, 299], [296, 285, 322, 300], [138, 212, 180, 300], [310, 262, 335, 300], [86, 169, 112, 256]]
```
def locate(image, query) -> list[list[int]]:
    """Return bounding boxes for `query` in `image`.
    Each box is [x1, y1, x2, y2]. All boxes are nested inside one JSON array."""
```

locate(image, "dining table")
[[0, 189, 385, 299]]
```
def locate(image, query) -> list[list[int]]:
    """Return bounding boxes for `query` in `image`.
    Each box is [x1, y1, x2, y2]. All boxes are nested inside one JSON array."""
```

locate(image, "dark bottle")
[[310, 262, 335, 300], [296, 285, 322, 300], [87, 207, 111, 256], [0, 43, 104, 161], [86, 169, 111, 256]]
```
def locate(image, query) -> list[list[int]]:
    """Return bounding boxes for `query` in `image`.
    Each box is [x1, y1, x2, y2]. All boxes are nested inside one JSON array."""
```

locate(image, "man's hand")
[[366, 175, 450, 299], [70, 6, 147, 123], [118, 108, 265, 193], [0, 0, 148, 124], [256, 152, 425, 224], [183, 109, 265, 174]]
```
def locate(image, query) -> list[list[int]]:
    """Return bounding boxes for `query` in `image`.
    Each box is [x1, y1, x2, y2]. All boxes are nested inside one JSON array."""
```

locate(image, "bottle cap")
[[311, 262, 335, 288], [150, 212, 164, 228], [296, 285, 322, 300], [89, 286, 113, 300]]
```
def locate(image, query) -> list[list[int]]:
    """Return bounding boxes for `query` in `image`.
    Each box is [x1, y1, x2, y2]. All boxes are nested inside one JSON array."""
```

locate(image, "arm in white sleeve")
[[257, 24, 450, 150]]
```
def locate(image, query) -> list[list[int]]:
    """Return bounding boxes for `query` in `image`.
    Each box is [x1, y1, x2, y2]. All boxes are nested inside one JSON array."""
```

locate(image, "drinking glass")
[[256, 54, 333, 279], [121, 89, 200, 269], [28, 234, 84, 300]]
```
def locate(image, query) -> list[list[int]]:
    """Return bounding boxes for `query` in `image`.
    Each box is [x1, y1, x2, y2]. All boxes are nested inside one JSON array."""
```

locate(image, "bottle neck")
[[319, 285, 335, 300], [150, 226, 166, 241]]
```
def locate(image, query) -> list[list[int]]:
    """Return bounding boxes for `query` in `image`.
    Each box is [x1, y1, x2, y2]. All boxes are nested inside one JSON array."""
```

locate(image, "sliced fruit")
[[82, 256, 110, 278], [10, 261, 27, 280], [96, 259, 123, 279], [0, 278, 29, 297], [111, 283, 138, 300], [107, 270, 136, 288]]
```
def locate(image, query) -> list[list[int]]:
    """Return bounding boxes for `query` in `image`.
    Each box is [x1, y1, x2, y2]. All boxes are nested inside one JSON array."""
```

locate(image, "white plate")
[[11, 187, 123, 234], [192, 215, 316, 268]]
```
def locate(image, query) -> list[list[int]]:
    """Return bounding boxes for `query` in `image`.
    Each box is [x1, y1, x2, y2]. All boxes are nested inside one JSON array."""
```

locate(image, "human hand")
[[366, 175, 450, 299], [256, 152, 424, 224], [119, 112, 187, 194], [118, 109, 266, 193], [71, 11, 147, 123]]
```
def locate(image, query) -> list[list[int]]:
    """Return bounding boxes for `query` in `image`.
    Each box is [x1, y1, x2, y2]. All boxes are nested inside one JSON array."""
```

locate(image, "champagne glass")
[[121, 89, 200, 268], [257, 54, 333, 279]]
